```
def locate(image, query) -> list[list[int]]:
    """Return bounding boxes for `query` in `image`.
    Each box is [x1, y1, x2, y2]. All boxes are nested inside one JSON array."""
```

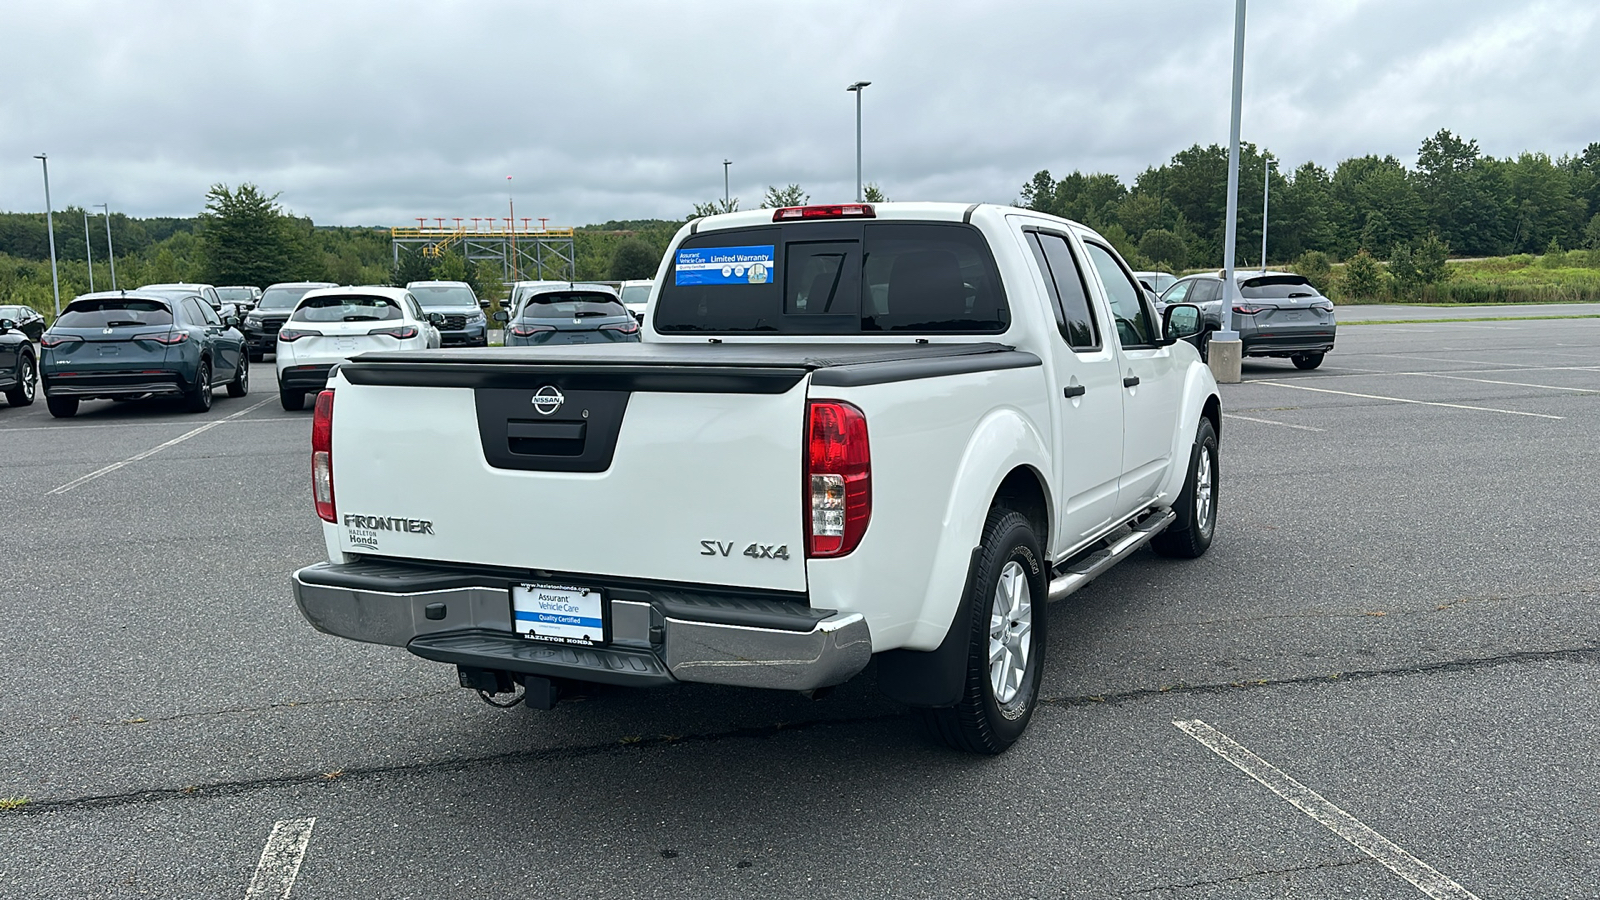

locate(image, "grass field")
[[1334, 250, 1600, 305]]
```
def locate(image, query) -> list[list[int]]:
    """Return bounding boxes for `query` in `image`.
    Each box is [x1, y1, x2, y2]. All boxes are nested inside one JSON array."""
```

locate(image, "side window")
[[196, 298, 221, 326], [1025, 231, 1100, 351], [1190, 279, 1221, 303], [1083, 242, 1156, 348], [1161, 281, 1191, 304], [405, 294, 425, 320]]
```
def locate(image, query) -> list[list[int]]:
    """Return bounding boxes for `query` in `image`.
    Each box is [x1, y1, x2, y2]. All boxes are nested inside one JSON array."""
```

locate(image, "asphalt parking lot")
[[2, 315, 1598, 899]]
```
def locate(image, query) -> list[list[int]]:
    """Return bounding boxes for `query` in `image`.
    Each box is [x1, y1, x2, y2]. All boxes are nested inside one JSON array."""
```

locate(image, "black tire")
[[280, 387, 305, 411], [226, 353, 249, 398], [916, 508, 1047, 755], [46, 395, 78, 418], [5, 351, 36, 407], [1291, 352, 1325, 370], [1152, 417, 1218, 559], [185, 359, 213, 413], [248, 349, 265, 363]]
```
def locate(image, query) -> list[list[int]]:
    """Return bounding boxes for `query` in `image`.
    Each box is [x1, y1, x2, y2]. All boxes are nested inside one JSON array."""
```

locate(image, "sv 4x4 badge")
[[700, 540, 790, 561]]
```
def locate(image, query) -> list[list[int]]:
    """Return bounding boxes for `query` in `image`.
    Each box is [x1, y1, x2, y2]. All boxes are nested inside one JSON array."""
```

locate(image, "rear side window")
[[520, 291, 627, 318], [292, 295, 402, 323], [55, 299, 173, 328], [1240, 276, 1321, 299], [1189, 279, 1221, 303], [1160, 281, 1191, 304], [1026, 231, 1100, 351], [654, 222, 1007, 334]]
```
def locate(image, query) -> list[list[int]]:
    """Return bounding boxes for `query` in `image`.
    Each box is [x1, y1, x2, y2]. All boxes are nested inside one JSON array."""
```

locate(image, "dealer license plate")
[[511, 583, 605, 646]]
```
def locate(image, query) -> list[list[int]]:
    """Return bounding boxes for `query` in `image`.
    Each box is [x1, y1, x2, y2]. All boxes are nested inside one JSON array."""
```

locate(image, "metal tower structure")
[[391, 220, 576, 283]]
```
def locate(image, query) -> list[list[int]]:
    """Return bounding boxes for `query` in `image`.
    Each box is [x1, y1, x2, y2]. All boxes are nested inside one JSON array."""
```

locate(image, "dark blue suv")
[[40, 291, 249, 418]]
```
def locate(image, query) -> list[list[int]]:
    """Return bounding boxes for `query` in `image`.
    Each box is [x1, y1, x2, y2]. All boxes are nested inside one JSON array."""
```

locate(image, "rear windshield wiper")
[[104, 320, 146, 327], [342, 315, 384, 322]]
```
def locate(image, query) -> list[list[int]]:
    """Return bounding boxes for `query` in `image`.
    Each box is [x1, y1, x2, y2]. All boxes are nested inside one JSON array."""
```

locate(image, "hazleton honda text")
[[290, 202, 1222, 754]]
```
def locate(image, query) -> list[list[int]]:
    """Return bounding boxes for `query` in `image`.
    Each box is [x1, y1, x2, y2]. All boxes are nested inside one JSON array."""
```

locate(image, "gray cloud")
[[2, 0, 1596, 227]]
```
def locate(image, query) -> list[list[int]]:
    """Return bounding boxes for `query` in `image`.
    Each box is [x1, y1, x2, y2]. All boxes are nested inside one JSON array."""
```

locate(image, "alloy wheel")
[[988, 560, 1033, 705]]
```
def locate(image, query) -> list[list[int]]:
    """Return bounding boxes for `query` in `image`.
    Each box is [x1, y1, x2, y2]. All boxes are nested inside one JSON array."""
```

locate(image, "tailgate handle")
[[507, 421, 585, 440]]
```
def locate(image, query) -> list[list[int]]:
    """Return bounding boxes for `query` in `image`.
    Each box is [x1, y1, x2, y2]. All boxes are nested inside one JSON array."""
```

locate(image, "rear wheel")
[[1152, 417, 1218, 559], [279, 387, 305, 411], [46, 395, 78, 418], [226, 353, 249, 397], [916, 508, 1046, 754], [184, 360, 213, 412], [1291, 352, 1325, 370], [5, 352, 35, 406]]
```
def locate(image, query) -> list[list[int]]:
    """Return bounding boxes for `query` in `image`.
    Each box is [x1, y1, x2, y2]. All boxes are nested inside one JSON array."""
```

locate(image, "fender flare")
[[1154, 361, 1221, 502], [877, 406, 1050, 707]]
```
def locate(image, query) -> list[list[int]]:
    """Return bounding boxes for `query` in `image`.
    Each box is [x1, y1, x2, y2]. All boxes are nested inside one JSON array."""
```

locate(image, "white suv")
[[275, 286, 439, 410]]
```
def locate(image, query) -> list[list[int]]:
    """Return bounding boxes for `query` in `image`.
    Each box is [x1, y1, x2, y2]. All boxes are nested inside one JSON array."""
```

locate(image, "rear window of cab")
[[654, 222, 1008, 334]]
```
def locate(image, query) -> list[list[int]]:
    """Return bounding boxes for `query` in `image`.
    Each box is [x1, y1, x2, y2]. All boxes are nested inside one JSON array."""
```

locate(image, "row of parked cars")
[[0, 277, 655, 418]]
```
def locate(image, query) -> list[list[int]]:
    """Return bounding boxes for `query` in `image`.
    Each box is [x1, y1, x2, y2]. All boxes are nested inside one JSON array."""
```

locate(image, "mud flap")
[[875, 547, 983, 708]]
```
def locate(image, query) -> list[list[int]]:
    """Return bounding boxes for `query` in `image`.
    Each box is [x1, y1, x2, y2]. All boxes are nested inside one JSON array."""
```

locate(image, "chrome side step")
[[1047, 510, 1177, 602]]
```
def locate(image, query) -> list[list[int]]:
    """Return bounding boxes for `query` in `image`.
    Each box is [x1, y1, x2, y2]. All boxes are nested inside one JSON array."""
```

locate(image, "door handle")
[[1063, 384, 1086, 398], [1123, 375, 1141, 388]]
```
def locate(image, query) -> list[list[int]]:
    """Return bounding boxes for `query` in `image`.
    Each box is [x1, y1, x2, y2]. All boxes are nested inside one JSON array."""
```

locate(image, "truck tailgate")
[[328, 364, 810, 593]]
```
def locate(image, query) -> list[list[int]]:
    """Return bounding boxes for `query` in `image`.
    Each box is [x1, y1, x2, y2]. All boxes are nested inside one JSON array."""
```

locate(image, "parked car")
[[140, 282, 238, 320], [39, 291, 248, 417], [275, 286, 441, 410], [243, 282, 339, 361], [618, 279, 653, 323], [0, 313, 37, 407], [291, 201, 1219, 754], [1132, 271, 1177, 295], [494, 284, 640, 345], [1161, 271, 1336, 369], [0, 304, 46, 342], [216, 286, 262, 312], [406, 280, 488, 347]]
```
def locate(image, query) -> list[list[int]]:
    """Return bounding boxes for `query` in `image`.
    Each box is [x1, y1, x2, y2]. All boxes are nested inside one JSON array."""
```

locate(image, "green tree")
[[862, 183, 889, 203], [390, 248, 437, 286], [760, 184, 809, 208], [1414, 233, 1452, 284], [1291, 250, 1333, 294], [1415, 129, 1504, 256], [609, 238, 659, 280], [690, 199, 738, 219], [1337, 249, 1387, 301], [1389, 242, 1421, 299], [1137, 229, 1187, 271], [198, 183, 304, 286]]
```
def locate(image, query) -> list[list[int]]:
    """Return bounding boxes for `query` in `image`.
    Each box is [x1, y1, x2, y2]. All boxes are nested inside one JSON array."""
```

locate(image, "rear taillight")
[[805, 400, 870, 558], [773, 203, 876, 222], [511, 323, 556, 337], [139, 331, 189, 344], [599, 320, 639, 334], [312, 390, 335, 523], [278, 327, 321, 342], [1232, 304, 1273, 315], [1311, 300, 1335, 312], [40, 334, 81, 348], [367, 325, 419, 339]]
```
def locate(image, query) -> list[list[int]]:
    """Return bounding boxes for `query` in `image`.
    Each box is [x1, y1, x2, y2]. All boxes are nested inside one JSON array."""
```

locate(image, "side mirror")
[[427, 312, 445, 326], [1162, 303, 1203, 343], [225, 315, 240, 328], [479, 299, 491, 309], [491, 309, 510, 324], [0, 319, 14, 332]]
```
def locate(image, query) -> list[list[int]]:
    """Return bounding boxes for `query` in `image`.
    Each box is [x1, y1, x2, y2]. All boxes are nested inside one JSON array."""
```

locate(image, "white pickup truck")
[[291, 202, 1221, 753]]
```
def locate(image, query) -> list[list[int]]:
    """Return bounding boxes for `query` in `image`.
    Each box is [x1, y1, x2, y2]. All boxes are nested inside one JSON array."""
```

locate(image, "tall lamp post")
[[1211, 0, 1247, 384], [722, 159, 732, 208], [83, 208, 95, 293], [846, 81, 871, 202], [97, 203, 117, 290], [34, 153, 62, 316], [1260, 156, 1273, 274]]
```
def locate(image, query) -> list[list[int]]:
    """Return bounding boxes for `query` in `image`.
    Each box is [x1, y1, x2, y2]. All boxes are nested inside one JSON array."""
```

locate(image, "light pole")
[[83, 207, 95, 293], [846, 81, 871, 202], [1260, 156, 1273, 274], [34, 153, 62, 316], [98, 203, 117, 290], [1212, 0, 1247, 384], [722, 159, 732, 208]]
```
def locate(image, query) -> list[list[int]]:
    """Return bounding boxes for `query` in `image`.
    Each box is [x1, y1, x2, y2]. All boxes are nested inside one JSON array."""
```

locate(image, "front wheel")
[[185, 360, 213, 412], [5, 353, 35, 406], [226, 353, 249, 398], [1152, 417, 1218, 559], [916, 508, 1047, 754], [46, 395, 79, 418], [1291, 352, 1325, 370]]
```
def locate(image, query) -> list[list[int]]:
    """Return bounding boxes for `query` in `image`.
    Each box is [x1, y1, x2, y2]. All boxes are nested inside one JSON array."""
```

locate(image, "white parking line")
[[1175, 721, 1480, 900], [1407, 372, 1600, 394], [1222, 413, 1325, 432], [245, 817, 316, 900], [46, 396, 276, 494], [1253, 381, 1564, 420]]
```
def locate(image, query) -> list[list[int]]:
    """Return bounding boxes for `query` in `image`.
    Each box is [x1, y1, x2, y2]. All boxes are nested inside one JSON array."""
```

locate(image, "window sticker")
[[675, 245, 775, 286]]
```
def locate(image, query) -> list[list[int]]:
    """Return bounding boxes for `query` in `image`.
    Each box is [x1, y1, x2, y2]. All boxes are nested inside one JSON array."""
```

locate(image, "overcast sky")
[[2, 0, 1597, 228]]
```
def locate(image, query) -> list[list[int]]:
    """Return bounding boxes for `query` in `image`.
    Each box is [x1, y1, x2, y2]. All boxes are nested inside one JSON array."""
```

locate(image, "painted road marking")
[[1223, 413, 1325, 432], [1406, 372, 1600, 394], [1174, 720, 1480, 900], [5, 417, 294, 433], [46, 396, 276, 494], [1253, 381, 1564, 420], [245, 818, 316, 900]]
